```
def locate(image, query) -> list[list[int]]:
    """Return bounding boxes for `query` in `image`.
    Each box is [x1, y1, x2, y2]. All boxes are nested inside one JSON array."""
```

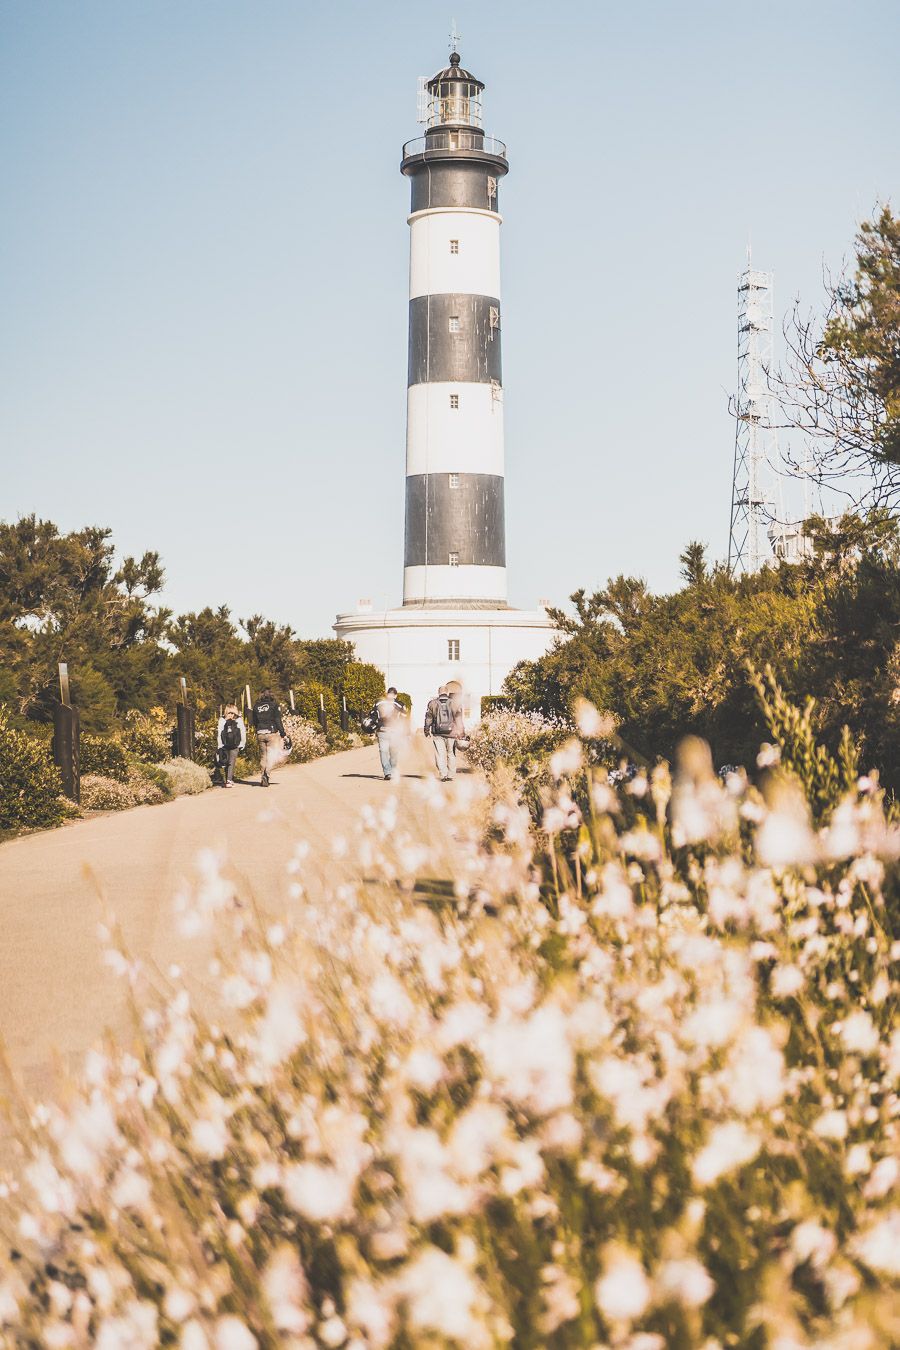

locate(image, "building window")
[[450, 239, 459, 254], [487, 176, 497, 200], [449, 472, 460, 488], [448, 639, 460, 661], [449, 393, 459, 410], [449, 315, 460, 333], [448, 551, 459, 566]]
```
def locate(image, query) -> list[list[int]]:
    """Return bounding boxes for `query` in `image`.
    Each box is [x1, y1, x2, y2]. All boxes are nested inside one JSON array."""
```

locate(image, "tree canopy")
[[0, 516, 368, 729], [502, 512, 900, 786]]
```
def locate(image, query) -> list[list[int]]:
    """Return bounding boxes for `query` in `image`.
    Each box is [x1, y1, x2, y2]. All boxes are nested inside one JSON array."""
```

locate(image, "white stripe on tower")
[[400, 49, 509, 608]]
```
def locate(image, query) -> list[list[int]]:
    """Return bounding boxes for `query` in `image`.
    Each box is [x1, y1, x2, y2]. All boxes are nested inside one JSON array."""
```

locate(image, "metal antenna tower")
[[728, 252, 777, 573]]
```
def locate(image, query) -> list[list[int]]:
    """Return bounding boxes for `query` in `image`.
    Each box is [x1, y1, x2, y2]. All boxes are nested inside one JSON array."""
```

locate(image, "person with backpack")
[[216, 703, 246, 788], [251, 689, 286, 787], [423, 684, 466, 781], [371, 686, 406, 781]]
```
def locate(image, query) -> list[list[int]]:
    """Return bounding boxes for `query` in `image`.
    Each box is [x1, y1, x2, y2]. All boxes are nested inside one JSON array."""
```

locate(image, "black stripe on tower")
[[409, 163, 501, 213], [404, 473, 506, 568], [408, 295, 501, 387]]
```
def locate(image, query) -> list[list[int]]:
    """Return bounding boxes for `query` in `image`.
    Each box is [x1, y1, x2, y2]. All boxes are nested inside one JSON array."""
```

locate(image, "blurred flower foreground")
[[1, 702, 899, 1350]]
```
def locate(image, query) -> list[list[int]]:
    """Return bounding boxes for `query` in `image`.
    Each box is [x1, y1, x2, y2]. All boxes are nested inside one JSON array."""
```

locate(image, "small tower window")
[[450, 239, 459, 254], [489, 305, 500, 332], [449, 315, 460, 333], [487, 176, 497, 200], [449, 472, 460, 488], [448, 551, 459, 567], [449, 393, 459, 410], [448, 639, 460, 661]]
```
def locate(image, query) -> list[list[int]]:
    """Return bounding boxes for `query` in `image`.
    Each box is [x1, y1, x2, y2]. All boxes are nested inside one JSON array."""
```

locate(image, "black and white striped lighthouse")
[[335, 44, 554, 719], [400, 49, 509, 608]]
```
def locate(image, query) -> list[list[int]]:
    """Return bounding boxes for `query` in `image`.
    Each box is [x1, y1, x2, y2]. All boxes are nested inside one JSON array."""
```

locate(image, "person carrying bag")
[[423, 685, 466, 781], [216, 704, 246, 788]]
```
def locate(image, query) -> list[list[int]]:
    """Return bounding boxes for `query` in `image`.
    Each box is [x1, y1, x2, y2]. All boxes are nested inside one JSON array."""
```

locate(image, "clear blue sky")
[[1, 0, 896, 636]]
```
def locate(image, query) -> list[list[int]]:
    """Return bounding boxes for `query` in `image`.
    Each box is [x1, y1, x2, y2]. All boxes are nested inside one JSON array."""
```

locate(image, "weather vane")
[[449, 19, 461, 54]]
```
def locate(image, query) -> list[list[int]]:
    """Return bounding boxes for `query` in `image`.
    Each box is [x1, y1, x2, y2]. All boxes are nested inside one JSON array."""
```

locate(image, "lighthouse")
[[402, 51, 508, 608], [335, 43, 554, 720]]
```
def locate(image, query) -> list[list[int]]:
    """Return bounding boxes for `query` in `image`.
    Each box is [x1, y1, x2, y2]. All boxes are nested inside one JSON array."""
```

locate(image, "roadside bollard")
[[318, 693, 328, 736], [51, 662, 80, 803]]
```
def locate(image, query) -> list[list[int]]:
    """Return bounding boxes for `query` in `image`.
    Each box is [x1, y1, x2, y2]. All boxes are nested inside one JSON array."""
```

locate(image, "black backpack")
[[434, 697, 454, 736], [222, 717, 241, 750]]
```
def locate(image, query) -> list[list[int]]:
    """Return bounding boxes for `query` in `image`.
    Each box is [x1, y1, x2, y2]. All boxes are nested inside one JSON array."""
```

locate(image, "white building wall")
[[408, 208, 501, 300], [335, 609, 555, 725], [405, 382, 504, 477], [403, 564, 506, 604]]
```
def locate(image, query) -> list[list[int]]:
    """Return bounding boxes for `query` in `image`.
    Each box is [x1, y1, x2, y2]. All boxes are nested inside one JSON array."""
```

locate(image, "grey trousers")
[[432, 735, 456, 779], [225, 748, 238, 783], [258, 730, 280, 777]]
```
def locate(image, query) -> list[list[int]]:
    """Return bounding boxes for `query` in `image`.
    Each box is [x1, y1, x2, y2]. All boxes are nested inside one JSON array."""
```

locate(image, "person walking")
[[215, 703, 246, 788], [374, 686, 406, 781], [423, 684, 465, 781], [251, 689, 286, 787]]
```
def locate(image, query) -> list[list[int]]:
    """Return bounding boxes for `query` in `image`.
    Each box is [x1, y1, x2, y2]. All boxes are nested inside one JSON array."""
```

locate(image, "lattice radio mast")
[[728, 253, 777, 573]]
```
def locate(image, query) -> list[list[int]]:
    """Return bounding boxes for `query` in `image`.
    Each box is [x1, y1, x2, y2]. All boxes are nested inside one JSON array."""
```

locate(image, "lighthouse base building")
[[335, 47, 555, 721], [335, 602, 554, 725]]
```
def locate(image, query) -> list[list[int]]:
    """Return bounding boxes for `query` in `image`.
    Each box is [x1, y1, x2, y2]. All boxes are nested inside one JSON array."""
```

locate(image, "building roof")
[[427, 50, 484, 93]]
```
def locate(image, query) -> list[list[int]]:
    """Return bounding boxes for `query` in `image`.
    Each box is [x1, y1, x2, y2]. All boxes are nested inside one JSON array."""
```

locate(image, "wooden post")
[[52, 663, 80, 802], [318, 692, 327, 736], [59, 662, 71, 707], [289, 688, 296, 712], [176, 678, 195, 760], [340, 695, 349, 733]]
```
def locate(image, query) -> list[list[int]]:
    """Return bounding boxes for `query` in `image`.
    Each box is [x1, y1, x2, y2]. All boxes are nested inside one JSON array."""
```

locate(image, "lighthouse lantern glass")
[[427, 79, 482, 129]]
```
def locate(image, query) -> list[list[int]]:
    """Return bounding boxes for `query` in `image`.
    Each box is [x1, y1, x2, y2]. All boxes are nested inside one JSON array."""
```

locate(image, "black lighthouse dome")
[[426, 50, 485, 128]]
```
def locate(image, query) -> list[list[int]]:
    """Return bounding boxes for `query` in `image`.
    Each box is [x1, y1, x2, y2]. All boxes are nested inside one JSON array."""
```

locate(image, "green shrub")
[[396, 691, 412, 712], [80, 768, 166, 811], [157, 757, 211, 796], [282, 714, 328, 763], [0, 706, 65, 831], [123, 707, 172, 763], [342, 661, 385, 714], [293, 680, 339, 725], [131, 761, 174, 801], [79, 734, 130, 782]]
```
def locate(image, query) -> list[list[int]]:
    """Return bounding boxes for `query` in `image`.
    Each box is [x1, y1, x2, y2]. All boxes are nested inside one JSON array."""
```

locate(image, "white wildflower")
[[550, 739, 583, 779], [771, 964, 804, 998], [756, 788, 818, 868], [594, 1248, 650, 1323], [282, 1163, 354, 1223], [396, 1246, 488, 1343], [864, 1155, 898, 1199], [657, 1258, 715, 1307], [214, 1317, 258, 1350], [692, 1122, 761, 1186], [790, 1220, 836, 1268], [263, 1245, 309, 1335], [851, 1210, 900, 1276], [481, 1003, 574, 1113], [814, 1109, 848, 1141], [839, 1010, 879, 1055], [346, 1278, 395, 1348]]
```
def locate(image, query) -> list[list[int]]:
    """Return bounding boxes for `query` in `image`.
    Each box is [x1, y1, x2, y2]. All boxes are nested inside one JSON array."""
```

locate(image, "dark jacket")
[[424, 694, 465, 739], [252, 696, 285, 736]]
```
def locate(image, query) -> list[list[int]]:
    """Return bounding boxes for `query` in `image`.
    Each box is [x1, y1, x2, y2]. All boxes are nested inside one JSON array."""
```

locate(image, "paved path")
[[0, 742, 438, 1098]]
